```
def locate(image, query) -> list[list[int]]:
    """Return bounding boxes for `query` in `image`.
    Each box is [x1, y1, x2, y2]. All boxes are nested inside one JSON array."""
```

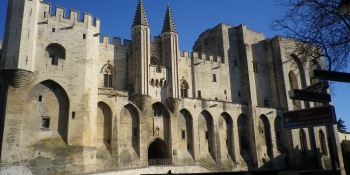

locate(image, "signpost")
[[283, 105, 336, 129], [288, 89, 331, 103], [310, 69, 350, 82], [302, 80, 329, 92]]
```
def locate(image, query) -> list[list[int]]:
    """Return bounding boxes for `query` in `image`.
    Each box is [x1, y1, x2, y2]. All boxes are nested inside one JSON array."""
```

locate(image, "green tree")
[[337, 118, 347, 132]]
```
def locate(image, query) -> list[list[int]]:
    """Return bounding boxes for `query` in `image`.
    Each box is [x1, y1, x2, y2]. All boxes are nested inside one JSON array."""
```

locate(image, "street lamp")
[[339, 0, 350, 15]]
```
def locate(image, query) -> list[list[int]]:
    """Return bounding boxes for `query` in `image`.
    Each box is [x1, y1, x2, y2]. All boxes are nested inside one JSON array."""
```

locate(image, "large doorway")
[[148, 138, 169, 165]]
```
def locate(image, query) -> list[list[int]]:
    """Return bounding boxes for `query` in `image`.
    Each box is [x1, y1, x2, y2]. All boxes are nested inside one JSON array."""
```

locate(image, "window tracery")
[[180, 79, 189, 98], [103, 65, 113, 88]]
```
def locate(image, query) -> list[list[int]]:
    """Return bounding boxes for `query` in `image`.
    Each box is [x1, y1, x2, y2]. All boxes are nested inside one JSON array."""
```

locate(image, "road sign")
[[288, 89, 331, 103], [303, 80, 329, 92], [310, 69, 350, 82], [283, 105, 336, 129]]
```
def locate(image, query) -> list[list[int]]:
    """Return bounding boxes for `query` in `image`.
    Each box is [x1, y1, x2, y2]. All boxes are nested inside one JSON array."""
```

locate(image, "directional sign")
[[310, 69, 350, 82], [283, 105, 336, 129], [288, 89, 331, 103], [303, 81, 329, 92]]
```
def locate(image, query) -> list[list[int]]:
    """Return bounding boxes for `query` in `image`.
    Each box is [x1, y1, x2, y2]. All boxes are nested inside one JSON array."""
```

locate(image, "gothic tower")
[[161, 4, 181, 112], [0, 0, 41, 87], [131, 0, 151, 110]]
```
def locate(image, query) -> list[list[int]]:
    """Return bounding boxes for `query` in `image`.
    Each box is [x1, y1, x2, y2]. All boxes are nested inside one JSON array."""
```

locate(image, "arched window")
[[103, 66, 113, 88], [151, 57, 160, 72], [288, 71, 301, 108], [319, 130, 326, 155], [180, 80, 189, 98], [45, 43, 66, 65], [299, 129, 307, 155]]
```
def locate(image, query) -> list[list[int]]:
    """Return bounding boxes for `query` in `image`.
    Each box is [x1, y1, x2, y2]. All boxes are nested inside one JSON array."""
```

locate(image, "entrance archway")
[[148, 138, 169, 165]]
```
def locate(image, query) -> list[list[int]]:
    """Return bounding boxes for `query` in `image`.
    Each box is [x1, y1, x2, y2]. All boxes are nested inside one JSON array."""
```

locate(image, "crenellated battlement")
[[100, 36, 131, 50], [179, 50, 223, 63], [39, 2, 100, 32]]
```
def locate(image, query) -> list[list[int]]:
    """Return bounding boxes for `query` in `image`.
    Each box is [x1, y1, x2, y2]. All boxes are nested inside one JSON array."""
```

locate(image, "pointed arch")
[[299, 129, 307, 155], [238, 114, 250, 155], [151, 102, 171, 147], [198, 110, 215, 161], [23, 80, 69, 145], [150, 57, 159, 66], [119, 104, 140, 159], [219, 112, 234, 159], [148, 138, 168, 161], [259, 115, 273, 157], [97, 102, 112, 151], [180, 79, 189, 98], [178, 109, 194, 159], [288, 70, 301, 108], [103, 65, 114, 88], [151, 57, 161, 72], [319, 129, 327, 155]]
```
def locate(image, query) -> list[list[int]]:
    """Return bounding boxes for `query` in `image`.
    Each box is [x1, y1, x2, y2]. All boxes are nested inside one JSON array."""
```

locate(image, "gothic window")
[[45, 43, 66, 65], [151, 57, 160, 72], [289, 71, 301, 108], [299, 129, 307, 155], [319, 130, 326, 155], [180, 80, 189, 98], [103, 66, 113, 88]]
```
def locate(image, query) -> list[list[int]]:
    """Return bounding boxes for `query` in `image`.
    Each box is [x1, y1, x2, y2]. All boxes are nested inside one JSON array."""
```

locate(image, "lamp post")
[[339, 0, 350, 15]]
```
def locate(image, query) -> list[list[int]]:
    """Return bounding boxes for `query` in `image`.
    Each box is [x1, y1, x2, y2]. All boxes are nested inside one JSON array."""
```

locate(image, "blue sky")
[[0, 0, 349, 130]]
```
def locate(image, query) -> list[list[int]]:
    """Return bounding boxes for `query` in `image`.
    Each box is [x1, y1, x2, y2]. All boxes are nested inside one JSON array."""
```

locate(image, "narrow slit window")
[[38, 95, 42, 102], [205, 131, 209, 140], [181, 130, 186, 139], [213, 74, 217, 82]]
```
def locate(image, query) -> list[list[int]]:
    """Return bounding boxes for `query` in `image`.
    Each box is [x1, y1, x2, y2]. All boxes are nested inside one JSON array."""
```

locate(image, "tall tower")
[[162, 4, 181, 113], [130, 0, 151, 110], [0, 0, 41, 87], [130, 0, 150, 96]]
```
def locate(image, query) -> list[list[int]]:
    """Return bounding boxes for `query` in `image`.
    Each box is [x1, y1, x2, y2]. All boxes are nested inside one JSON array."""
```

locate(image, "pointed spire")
[[132, 0, 149, 27], [162, 3, 177, 33]]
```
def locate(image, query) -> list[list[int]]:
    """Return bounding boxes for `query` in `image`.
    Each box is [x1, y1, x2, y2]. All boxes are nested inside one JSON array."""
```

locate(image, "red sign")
[[283, 105, 336, 129]]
